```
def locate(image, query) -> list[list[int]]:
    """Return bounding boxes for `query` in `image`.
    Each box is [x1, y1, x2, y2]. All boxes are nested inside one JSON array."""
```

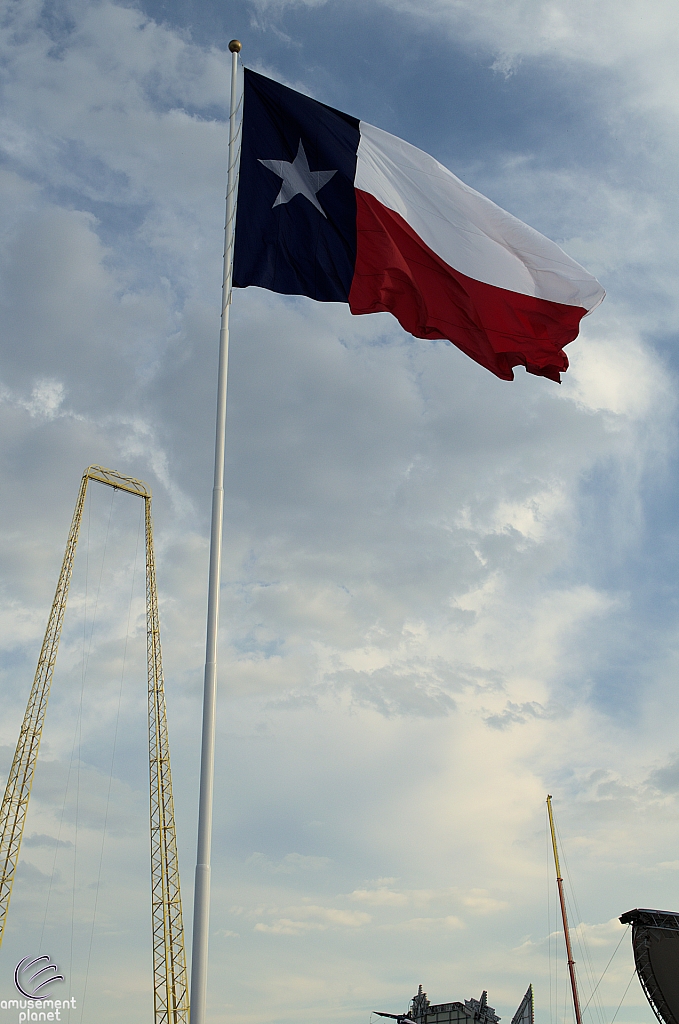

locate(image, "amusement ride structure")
[[0, 465, 189, 1024]]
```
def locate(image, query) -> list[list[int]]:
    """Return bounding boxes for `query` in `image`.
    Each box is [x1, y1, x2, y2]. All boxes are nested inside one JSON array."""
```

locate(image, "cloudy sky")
[[2, 1, 679, 1023]]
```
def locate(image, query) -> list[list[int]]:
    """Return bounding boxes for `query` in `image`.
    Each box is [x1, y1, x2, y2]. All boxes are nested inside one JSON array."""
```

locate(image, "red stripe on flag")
[[348, 189, 587, 382]]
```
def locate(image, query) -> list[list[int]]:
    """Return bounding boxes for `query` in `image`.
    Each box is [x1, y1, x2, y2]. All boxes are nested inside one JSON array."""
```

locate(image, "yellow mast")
[[547, 795, 583, 1024], [0, 465, 189, 1024]]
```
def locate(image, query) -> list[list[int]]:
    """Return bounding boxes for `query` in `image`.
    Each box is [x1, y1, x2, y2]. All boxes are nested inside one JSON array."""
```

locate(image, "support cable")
[[80, 500, 144, 1022], [547, 803, 554, 1024], [581, 926, 630, 1016], [556, 817, 606, 1024], [69, 688, 80, 995], [70, 485, 116, 991], [562, 882, 599, 1024], [547, 796, 584, 1024], [610, 970, 637, 1024], [39, 715, 79, 949], [39, 482, 99, 948]]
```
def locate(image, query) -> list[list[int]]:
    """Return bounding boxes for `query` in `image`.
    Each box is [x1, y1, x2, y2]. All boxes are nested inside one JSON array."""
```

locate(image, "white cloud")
[[248, 852, 333, 873], [462, 890, 509, 914], [255, 905, 372, 935], [350, 888, 410, 906], [0, 2, 677, 1023], [21, 379, 66, 420], [383, 915, 465, 932]]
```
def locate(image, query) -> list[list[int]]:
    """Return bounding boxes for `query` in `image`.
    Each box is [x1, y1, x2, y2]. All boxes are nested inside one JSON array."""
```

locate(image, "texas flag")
[[233, 69, 604, 382]]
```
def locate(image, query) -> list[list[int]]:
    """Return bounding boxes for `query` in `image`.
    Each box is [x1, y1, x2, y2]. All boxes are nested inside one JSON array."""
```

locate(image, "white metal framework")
[[0, 465, 189, 1024]]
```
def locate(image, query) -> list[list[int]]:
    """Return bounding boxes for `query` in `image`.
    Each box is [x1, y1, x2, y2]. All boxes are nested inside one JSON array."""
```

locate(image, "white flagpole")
[[190, 38, 242, 1024]]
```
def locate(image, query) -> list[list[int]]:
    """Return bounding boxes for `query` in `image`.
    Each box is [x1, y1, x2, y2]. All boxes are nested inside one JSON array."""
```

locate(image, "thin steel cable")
[[69, 694, 81, 1017], [559, 838, 603, 1024], [570, 892, 605, 1024], [548, 803, 562, 1024], [581, 926, 630, 1014], [557, 881, 562, 1024], [41, 485, 94, 950], [555, 815, 606, 1024], [547, 803, 554, 1024], [39, 729, 77, 949], [69, 486, 115, 999], [79, 501, 143, 1022], [68, 489, 91, 993], [562, 880, 602, 1024], [609, 970, 636, 1024], [81, 488, 116, 683], [39, 679, 86, 949], [556, 860, 590, 1012]]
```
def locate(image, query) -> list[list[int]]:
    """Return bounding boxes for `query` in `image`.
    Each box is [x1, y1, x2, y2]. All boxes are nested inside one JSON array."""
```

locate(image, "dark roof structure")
[[619, 908, 679, 1024], [375, 984, 532, 1024]]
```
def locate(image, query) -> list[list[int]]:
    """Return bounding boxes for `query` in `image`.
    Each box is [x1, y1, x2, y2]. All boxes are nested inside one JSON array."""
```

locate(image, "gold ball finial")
[[228, 39, 242, 53]]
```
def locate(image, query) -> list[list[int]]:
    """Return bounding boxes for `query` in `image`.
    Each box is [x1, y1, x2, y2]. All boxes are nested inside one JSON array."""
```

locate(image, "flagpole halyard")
[[190, 38, 242, 1024]]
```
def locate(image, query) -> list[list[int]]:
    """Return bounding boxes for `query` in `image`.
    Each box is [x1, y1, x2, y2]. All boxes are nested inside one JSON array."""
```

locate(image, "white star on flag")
[[259, 139, 337, 218]]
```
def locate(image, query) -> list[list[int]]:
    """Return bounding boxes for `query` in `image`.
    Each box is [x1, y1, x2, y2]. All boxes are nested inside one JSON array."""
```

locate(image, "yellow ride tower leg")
[[145, 491, 190, 1024], [0, 470, 89, 945], [0, 465, 189, 1024]]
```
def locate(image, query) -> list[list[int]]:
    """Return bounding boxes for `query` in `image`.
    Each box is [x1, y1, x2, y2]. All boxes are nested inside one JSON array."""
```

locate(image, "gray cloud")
[[1, 2, 678, 1023], [483, 701, 565, 731], [646, 754, 679, 794], [23, 833, 74, 849]]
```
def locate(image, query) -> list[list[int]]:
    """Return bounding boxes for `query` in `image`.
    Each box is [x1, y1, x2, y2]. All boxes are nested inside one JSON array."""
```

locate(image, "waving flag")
[[233, 69, 604, 382]]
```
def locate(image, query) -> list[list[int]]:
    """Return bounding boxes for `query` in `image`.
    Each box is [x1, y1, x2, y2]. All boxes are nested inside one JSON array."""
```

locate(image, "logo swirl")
[[14, 956, 65, 999]]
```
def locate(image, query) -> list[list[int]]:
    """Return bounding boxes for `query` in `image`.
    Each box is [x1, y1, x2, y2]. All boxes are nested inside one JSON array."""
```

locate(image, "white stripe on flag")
[[355, 121, 604, 311]]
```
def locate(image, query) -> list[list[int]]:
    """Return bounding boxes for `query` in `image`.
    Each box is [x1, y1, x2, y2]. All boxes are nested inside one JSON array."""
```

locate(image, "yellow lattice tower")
[[0, 465, 189, 1024]]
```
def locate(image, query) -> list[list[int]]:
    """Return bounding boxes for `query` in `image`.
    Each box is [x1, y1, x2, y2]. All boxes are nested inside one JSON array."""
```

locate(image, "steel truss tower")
[[0, 465, 189, 1024]]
